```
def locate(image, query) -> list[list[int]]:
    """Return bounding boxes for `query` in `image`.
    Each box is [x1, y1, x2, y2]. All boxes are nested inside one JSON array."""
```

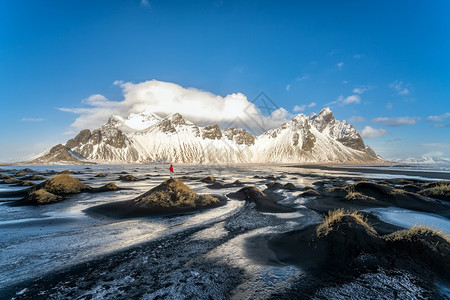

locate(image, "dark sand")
[[1, 165, 449, 299], [84, 196, 227, 219], [289, 164, 450, 180]]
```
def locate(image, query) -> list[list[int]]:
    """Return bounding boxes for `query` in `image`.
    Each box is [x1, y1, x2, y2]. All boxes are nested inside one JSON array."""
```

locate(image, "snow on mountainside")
[[32, 108, 382, 164]]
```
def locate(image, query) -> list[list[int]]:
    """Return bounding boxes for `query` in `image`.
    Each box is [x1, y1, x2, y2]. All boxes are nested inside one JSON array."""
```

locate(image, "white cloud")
[[82, 94, 111, 107], [337, 62, 344, 69], [293, 102, 316, 113], [285, 84, 291, 91], [426, 112, 450, 122], [360, 126, 387, 139], [325, 94, 360, 107], [386, 102, 393, 109], [295, 74, 309, 81], [389, 80, 410, 95], [342, 80, 349, 84], [372, 116, 419, 126], [342, 95, 360, 104], [293, 105, 305, 112], [60, 80, 291, 134], [141, 0, 150, 8], [349, 116, 365, 123], [21, 118, 44, 122], [353, 54, 364, 59], [352, 88, 365, 94]]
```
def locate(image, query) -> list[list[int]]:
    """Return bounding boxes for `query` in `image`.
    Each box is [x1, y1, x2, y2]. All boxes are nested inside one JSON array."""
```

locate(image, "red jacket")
[[169, 165, 174, 173]]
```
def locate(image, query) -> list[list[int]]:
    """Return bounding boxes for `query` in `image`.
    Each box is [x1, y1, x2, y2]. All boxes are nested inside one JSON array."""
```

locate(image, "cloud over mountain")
[[360, 126, 387, 139], [59, 80, 290, 134]]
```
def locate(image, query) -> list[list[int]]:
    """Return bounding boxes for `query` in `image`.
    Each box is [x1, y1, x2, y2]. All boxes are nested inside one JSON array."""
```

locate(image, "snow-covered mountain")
[[31, 108, 382, 164]]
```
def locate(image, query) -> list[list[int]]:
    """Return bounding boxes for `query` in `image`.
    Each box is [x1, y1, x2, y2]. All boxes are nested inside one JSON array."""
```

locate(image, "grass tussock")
[[418, 181, 450, 199], [33, 189, 63, 204], [344, 188, 375, 201], [135, 179, 219, 209], [392, 188, 407, 194], [4, 178, 22, 184], [316, 208, 377, 237], [385, 225, 450, 244], [43, 174, 90, 194]]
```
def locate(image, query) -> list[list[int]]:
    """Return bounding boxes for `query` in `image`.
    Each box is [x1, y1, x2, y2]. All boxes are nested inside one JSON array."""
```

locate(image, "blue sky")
[[1, 0, 449, 162]]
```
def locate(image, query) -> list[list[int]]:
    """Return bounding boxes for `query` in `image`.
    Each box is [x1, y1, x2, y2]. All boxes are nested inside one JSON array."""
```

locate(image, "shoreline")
[[288, 164, 450, 180]]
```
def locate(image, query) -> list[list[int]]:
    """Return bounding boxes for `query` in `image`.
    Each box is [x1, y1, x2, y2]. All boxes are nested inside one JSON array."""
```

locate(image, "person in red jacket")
[[169, 164, 174, 178]]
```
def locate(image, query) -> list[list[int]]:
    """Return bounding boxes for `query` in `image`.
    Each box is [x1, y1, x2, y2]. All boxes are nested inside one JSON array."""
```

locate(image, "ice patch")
[[364, 207, 450, 235], [261, 212, 305, 219]]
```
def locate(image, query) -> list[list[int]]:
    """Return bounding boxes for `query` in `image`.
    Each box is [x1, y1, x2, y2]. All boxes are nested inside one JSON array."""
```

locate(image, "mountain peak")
[[106, 115, 125, 127], [319, 107, 333, 116], [310, 107, 336, 132], [123, 112, 161, 130], [165, 113, 190, 125], [34, 108, 382, 164]]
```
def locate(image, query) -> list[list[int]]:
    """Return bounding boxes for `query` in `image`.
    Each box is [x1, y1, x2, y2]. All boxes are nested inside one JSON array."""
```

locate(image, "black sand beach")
[[0, 164, 449, 299]]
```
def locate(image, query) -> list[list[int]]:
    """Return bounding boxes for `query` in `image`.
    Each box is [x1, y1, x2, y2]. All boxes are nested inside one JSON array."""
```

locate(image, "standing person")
[[169, 164, 174, 178]]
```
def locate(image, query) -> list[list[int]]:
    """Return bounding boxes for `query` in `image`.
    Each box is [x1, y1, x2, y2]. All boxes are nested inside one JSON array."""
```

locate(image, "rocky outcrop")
[[29, 144, 85, 164], [223, 128, 255, 145], [202, 125, 222, 140], [65, 129, 92, 149]]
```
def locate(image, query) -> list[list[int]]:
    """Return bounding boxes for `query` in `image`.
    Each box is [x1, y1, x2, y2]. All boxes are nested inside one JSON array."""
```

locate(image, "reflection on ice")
[[261, 212, 305, 219], [365, 207, 450, 234]]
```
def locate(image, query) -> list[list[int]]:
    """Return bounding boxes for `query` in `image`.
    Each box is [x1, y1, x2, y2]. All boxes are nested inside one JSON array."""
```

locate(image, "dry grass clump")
[[385, 225, 450, 244], [59, 170, 74, 174], [200, 176, 216, 183], [325, 186, 341, 193], [418, 181, 450, 200], [103, 182, 119, 190], [28, 189, 63, 204], [4, 178, 22, 184], [119, 175, 139, 181], [135, 179, 219, 209], [392, 188, 407, 194], [344, 188, 375, 201], [43, 174, 91, 194], [345, 189, 375, 200], [316, 208, 377, 237]]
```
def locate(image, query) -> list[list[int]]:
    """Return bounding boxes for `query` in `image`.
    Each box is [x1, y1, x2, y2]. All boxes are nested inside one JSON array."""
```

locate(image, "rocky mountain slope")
[[31, 108, 382, 164]]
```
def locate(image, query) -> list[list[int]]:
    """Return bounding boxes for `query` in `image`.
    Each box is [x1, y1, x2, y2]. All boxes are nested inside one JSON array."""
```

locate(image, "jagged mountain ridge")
[[32, 108, 382, 164]]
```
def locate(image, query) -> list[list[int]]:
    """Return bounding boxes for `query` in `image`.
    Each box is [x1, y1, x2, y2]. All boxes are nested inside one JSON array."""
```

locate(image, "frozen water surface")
[[364, 207, 450, 235]]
